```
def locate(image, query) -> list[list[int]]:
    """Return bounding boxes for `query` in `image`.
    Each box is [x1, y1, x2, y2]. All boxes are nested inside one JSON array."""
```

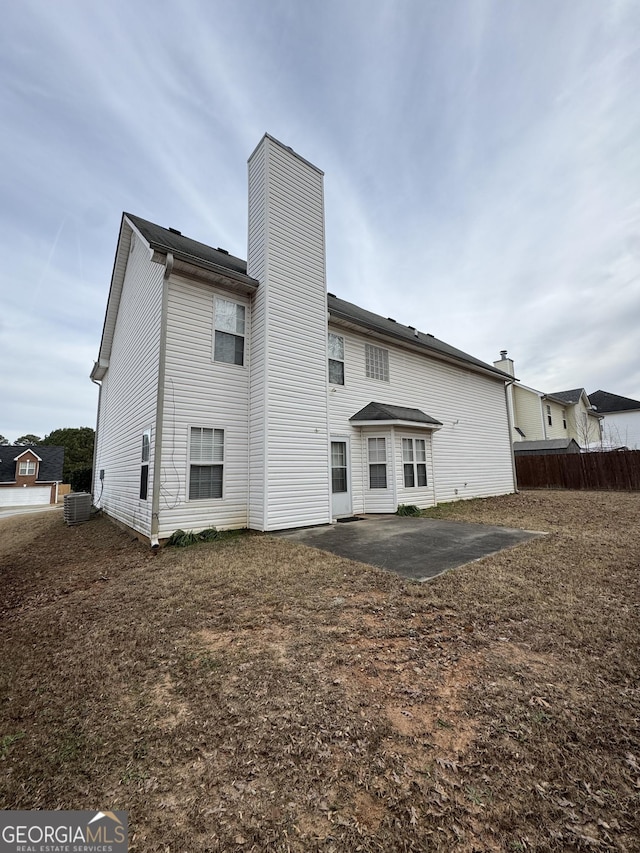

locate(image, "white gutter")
[[150, 253, 173, 547]]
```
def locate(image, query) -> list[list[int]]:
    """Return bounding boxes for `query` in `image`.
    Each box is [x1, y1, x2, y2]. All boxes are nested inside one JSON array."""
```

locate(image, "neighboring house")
[[91, 134, 517, 545], [0, 446, 64, 507], [589, 390, 640, 449], [513, 438, 581, 456], [493, 352, 603, 450]]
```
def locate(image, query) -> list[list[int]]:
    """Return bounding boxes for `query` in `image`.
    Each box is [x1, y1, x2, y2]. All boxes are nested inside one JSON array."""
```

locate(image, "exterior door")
[[330, 439, 351, 517]]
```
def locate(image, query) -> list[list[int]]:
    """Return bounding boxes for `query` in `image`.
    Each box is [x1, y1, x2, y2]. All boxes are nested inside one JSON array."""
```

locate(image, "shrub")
[[396, 504, 422, 517], [166, 527, 220, 547]]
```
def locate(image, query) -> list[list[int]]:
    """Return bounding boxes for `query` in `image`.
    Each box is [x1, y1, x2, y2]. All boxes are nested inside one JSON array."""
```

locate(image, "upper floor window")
[[214, 297, 245, 365], [189, 427, 224, 500], [328, 333, 344, 385], [365, 344, 389, 381], [18, 460, 36, 476], [546, 405, 552, 427], [562, 409, 567, 430], [402, 438, 427, 488]]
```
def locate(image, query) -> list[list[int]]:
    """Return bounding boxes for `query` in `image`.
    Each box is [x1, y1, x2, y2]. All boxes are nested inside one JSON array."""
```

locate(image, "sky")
[[2, 0, 640, 441]]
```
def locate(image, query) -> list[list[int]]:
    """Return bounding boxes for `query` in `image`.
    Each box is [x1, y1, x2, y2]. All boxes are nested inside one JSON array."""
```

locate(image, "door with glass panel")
[[330, 439, 351, 517]]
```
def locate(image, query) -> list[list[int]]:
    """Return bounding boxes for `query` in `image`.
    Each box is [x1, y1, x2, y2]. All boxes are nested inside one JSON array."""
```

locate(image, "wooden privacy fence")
[[515, 450, 640, 491]]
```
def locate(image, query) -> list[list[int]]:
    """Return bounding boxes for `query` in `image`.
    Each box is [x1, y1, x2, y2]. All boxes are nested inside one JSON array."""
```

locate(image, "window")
[[18, 460, 36, 476], [214, 297, 245, 365], [368, 437, 387, 489], [331, 441, 347, 493], [140, 430, 150, 500], [402, 438, 428, 488], [562, 409, 567, 430], [546, 405, 552, 426], [189, 427, 224, 500], [365, 344, 389, 381], [328, 333, 344, 385]]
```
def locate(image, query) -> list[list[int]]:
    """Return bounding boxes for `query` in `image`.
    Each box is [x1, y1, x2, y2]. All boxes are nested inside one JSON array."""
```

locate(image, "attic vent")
[[408, 325, 415, 330], [168, 227, 182, 235], [328, 292, 336, 298], [387, 317, 396, 323], [426, 333, 434, 338], [217, 247, 230, 255]]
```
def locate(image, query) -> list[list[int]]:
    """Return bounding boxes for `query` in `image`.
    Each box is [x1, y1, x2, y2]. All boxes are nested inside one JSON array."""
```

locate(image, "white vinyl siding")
[[512, 385, 546, 441], [156, 275, 250, 536], [247, 135, 331, 530], [93, 229, 163, 537], [328, 323, 514, 510]]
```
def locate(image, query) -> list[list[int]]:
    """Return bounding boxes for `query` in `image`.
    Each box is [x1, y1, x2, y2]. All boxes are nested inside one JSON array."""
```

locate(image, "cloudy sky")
[[2, 0, 639, 440]]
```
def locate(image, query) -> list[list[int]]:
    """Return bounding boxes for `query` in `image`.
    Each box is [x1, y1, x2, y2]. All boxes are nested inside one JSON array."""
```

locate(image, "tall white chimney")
[[494, 350, 515, 377], [247, 134, 330, 531]]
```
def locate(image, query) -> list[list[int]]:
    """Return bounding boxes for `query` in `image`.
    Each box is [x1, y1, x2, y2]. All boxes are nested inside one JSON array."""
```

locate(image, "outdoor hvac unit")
[[63, 492, 92, 525]]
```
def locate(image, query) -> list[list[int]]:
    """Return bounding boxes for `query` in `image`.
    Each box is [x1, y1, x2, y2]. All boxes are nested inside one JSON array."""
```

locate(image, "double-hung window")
[[546, 405, 552, 427], [365, 344, 389, 381], [368, 437, 387, 489], [189, 427, 224, 500], [18, 460, 36, 476], [140, 429, 151, 500], [214, 297, 245, 365], [328, 333, 345, 385], [402, 438, 427, 488]]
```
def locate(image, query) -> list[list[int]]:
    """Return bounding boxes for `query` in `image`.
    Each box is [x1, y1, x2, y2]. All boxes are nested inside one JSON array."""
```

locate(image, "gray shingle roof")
[[0, 446, 64, 482], [328, 294, 508, 378], [514, 439, 580, 453], [125, 213, 257, 282], [547, 389, 584, 405], [588, 390, 640, 413], [350, 402, 442, 426]]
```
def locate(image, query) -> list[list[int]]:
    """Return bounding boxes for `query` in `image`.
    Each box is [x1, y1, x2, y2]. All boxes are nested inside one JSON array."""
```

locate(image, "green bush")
[[396, 504, 422, 517], [166, 527, 220, 547]]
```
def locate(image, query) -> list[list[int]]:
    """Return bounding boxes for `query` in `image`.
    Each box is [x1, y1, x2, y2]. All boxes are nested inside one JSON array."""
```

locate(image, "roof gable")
[[0, 446, 64, 482]]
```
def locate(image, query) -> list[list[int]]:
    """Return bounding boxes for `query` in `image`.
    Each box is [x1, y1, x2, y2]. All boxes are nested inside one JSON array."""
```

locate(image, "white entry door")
[[331, 439, 351, 518]]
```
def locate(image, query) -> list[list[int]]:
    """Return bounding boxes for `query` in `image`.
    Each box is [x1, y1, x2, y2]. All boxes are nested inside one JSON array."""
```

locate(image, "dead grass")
[[1, 492, 639, 852]]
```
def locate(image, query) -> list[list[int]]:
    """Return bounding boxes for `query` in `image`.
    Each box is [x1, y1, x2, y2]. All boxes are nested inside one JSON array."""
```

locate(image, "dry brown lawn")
[[1, 490, 639, 852]]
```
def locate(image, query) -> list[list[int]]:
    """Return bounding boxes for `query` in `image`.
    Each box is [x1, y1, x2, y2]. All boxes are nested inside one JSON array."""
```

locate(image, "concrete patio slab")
[[276, 514, 543, 581]]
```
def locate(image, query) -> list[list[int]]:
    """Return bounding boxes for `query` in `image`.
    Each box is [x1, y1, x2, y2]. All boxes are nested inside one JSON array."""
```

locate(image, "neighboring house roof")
[[588, 390, 640, 414], [0, 446, 64, 482], [546, 388, 603, 418], [546, 389, 585, 405], [350, 402, 442, 427], [514, 439, 581, 454], [328, 295, 510, 380]]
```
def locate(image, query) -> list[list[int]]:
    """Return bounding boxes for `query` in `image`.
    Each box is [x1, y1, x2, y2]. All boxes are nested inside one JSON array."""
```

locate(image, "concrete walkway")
[[0, 504, 62, 521], [277, 514, 543, 581]]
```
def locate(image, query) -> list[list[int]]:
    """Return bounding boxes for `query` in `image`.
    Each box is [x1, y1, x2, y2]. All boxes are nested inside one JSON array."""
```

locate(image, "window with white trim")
[[328, 333, 344, 385], [402, 438, 428, 488], [213, 297, 245, 365], [562, 409, 567, 430], [365, 344, 389, 381], [546, 405, 552, 426], [18, 460, 36, 476], [189, 427, 224, 500], [368, 437, 387, 489], [140, 429, 151, 500]]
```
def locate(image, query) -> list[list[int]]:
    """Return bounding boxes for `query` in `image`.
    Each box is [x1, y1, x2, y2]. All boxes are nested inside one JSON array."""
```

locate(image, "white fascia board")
[[350, 419, 442, 431], [14, 449, 43, 461]]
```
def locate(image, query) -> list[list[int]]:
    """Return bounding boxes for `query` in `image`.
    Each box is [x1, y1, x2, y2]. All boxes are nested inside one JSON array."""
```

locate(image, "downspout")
[[504, 380, 519, 494], [90, 376, 102, 504], [150, 253, 173, 548]]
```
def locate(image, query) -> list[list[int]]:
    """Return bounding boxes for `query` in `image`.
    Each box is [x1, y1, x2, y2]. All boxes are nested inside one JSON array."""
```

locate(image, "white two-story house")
[[91, 134, 516, 544]]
